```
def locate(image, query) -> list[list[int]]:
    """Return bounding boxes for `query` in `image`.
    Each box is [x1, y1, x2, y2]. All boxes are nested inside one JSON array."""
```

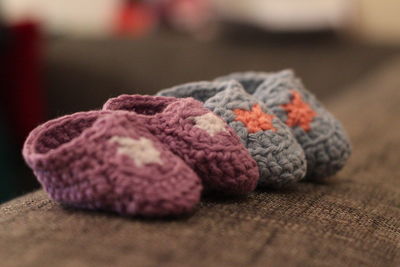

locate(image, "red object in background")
[[114, 0, 157, 37], [162, 0, 213, 32], [0, 21, 46, 143]]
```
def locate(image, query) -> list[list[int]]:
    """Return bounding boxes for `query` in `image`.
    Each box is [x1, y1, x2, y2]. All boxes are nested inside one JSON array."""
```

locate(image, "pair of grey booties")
[[157, 70, 351, 187]]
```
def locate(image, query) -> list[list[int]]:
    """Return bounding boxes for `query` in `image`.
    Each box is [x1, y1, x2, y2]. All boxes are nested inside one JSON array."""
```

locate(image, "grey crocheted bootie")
[[157, 80, 307, 187], [216, 70, 351, 180]]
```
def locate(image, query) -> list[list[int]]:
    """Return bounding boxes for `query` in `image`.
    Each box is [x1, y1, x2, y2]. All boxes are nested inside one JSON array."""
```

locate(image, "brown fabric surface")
[[1, 58, 400, 267], [45, 35, 399, 117]]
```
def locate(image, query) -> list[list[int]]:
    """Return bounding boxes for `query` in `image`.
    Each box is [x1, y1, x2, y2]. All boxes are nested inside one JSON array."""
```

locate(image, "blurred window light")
[[1, 0, 119, 37], [212, 0, 355, 31]]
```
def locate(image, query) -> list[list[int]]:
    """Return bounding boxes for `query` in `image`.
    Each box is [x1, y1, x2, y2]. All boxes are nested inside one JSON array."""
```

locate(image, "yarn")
[[157, 81, 307, 187], [103, 95, 259, 194], [23, 110, 202, 217], [233, 104, 277, 133], [216, 70, 352, 179], [281, 90, 317, 131]]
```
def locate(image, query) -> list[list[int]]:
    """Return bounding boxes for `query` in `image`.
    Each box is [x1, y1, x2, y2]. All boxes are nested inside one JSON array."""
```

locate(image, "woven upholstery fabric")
[[2, 59, 400, 267], [216, 70, 352, 180], [103, 95, 259, 194], [22, 110, 202, 216], [157, 81, 306, 187]]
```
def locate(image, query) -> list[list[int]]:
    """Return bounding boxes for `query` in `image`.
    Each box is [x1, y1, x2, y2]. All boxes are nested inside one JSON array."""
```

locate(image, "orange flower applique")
[[233, 104, 276, 133], [281, 90, 317, 131]]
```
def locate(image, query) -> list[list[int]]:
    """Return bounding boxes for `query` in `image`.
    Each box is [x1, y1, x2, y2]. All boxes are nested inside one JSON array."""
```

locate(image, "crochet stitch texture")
[[157, 81, 307, 187], [23, 110, 202, 217], [103, 95, 259, 194], [216, 70, 352, 179]]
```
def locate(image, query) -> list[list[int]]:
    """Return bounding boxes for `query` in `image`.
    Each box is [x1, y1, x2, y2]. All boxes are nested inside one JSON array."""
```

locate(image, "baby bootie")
[[216, 70, 351, 179], [103, 95, 259, 194], [23, 110, 202, 217], [157, 80, 307, 187]]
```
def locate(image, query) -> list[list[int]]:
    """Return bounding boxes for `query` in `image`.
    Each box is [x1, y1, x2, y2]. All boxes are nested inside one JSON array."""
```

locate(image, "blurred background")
[[1, 0, 400, 203]]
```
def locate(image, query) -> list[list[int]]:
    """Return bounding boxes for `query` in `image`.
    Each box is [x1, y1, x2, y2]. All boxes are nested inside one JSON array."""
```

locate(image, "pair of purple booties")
[[23, 96, 260, 217]]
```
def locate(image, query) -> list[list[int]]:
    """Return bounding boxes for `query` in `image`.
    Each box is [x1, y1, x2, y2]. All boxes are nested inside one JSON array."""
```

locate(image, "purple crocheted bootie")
[[103, 95, 260, 195], [23, 110, 202, 217]]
